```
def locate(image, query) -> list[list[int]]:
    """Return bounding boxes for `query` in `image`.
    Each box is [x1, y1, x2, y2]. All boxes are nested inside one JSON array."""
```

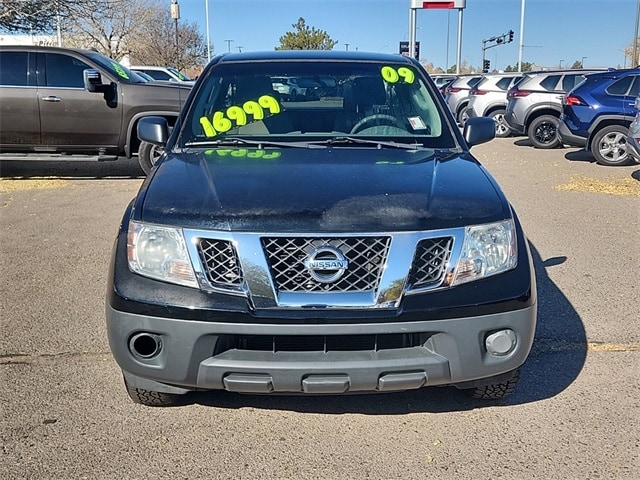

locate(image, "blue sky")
[[178, 0, 638, 70]]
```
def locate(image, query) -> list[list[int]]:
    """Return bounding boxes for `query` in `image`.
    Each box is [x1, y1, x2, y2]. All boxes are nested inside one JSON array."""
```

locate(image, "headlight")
[[452, 219, 517, 286], [127, 221, 198, 288]]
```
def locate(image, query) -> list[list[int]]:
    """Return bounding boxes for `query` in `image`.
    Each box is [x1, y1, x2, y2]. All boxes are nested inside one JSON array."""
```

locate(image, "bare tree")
[[62, 0, 152, 60], [1, 0, 61, 32], [128, 7, 207, 70]]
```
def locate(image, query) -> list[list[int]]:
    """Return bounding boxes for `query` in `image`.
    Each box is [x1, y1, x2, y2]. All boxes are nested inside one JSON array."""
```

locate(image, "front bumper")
[[107, 303, 537, 394]]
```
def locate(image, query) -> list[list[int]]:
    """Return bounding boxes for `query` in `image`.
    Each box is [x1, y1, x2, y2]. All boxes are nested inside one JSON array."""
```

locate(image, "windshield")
[[167, 66, 192, 81], [84, 51, 148, 84], [180, 61, 456, 148]]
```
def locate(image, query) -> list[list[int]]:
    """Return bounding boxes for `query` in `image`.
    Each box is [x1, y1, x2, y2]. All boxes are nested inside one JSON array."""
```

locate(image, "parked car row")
[[441, 68, 640, 166]]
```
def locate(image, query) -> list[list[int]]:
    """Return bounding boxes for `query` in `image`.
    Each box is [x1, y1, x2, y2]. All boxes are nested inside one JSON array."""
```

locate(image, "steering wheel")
[[350, 114, 405, 134]]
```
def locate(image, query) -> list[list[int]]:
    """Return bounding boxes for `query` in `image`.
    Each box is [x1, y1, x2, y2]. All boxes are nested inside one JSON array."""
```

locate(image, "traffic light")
[[508, 30, 514, 43], [483, 59, 490, 73]]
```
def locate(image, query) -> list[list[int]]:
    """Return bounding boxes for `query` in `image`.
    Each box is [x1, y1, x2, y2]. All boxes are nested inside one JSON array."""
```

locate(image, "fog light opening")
[[129, 333, 162, 359], [485, 329, 517, 357]]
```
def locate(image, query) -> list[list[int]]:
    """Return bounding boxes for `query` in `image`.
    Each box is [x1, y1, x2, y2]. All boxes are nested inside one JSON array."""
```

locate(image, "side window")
[[540, 75, 561, 91], [145, 70, 173, 81], [496, 77, 512, 90], [0, 52, 29, 86], [44, 53, 90, 88], [561, 75, 584, 92], [606, 76, 633, 96]]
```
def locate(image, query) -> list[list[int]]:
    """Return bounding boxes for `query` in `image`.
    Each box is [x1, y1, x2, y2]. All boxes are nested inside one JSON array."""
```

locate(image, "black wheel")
[[123, 375, 185, 407], [457, 104, 470, 125], [138, 140, 164, 175], [528, 114, 561, 149], [489, 109, 511, 138], [350, 114, 405, 134], [591, 125, 632, 166], [464, 368, 521, 400]]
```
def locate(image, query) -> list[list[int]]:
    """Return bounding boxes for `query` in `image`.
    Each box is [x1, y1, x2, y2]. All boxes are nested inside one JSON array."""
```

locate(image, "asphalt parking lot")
[[1, 138, 638, 479]]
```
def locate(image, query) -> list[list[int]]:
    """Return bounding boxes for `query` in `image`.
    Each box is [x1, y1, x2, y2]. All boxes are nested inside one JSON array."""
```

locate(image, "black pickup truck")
[[0, 45, 192, 174], [107, 51, 537, 406]]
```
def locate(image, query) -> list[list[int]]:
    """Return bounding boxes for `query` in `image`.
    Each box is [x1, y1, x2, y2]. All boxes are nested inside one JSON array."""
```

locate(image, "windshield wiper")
[[184, 136, 425, 150], [308, 137, 422, 150], [184, 138, 310, 148]]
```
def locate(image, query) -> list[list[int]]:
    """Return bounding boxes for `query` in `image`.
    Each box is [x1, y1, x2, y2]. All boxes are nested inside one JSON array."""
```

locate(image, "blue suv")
[[558, 68, 639, 166]]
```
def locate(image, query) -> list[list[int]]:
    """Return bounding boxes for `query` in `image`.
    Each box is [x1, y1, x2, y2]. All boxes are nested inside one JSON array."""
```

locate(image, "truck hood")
[[138, 147, 510, 232]]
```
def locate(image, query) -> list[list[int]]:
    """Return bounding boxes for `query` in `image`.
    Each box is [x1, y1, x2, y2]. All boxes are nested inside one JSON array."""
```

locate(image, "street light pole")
[[171, 0, 180, 67], [518, 0, 525, 72], [581, 56, 587, 68], [205, 0, 211, 63], [225, 39, 233, 52]]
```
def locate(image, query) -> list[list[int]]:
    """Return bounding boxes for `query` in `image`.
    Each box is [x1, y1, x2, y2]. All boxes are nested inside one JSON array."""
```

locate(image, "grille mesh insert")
[[408, 237, 453, 289], [198, 239, 243, 289], [215, 333, 428, 353], [262, 237, 391, 293]]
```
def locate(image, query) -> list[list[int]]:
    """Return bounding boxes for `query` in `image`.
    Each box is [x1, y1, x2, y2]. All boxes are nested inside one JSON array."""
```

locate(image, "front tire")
[[463, 368, 521, 400], [124, 375, 185, 407], [591, 125, 631, 166], [528, 114, 561, 149], [138, 141, 164, 175]]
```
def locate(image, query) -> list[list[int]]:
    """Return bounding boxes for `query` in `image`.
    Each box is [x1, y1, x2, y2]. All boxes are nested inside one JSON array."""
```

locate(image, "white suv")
[[130, 66, 195, 85], [467, 73, 523, 137], [444, 74, 483, 125]]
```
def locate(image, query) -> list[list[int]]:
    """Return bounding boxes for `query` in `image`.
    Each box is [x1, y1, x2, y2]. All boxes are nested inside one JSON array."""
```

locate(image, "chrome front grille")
[[262, 237, 391, 293], [407, 237, 453, 289], [198, 239, 243, 289]]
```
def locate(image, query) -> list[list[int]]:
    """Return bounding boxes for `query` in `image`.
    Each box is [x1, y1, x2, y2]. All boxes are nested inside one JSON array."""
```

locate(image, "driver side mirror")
[[83, 69, 106, 93]]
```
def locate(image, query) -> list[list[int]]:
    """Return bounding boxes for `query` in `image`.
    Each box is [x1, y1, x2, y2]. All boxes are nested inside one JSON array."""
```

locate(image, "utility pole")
[[634, 0, 640, 66], [170, 0, 180, 67]]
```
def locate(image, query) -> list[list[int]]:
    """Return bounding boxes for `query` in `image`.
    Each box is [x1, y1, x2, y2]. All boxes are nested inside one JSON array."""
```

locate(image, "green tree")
[[504, 62, 533, 72], [276, 17, 337, 50]]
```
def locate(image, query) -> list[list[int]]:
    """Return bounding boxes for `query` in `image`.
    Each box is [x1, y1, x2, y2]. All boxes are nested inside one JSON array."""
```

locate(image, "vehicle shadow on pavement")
[[188, 242, 587, 414], [564, 149, 596, 163], [0, 158, 145, 179]]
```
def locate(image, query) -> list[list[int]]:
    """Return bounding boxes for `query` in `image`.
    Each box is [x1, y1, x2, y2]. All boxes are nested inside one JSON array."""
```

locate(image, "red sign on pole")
[[410, 0, 466, 8]]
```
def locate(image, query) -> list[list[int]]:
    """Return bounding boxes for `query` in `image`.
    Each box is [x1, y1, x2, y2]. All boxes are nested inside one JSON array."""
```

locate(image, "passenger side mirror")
[[138, 116, 170, 147], [463, 117, 496, 147]]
